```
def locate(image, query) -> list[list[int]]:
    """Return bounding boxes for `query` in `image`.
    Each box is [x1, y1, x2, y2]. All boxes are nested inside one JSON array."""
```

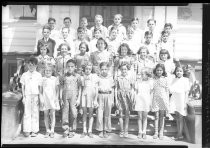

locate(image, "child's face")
[[131, 20, 138, 29], [121, 46, 128, 57], [145, 35, 152, 43], [101, 65, 108, 77], [113, 15, 121, 25], [147, 20, 156, 30], [80, 20, 88, 28], [28, 62, 37, 73], [140, 48, 147, 59], [94, 30, 102, 39], [156, 67, 163, 77], [64, 19, 71, 28], [95, 17, 103, 26], [160, 53, 168, 61], [42, 29, 51, 38], [66, 62, 75, 74], [176, 67, 183, 78], [97, 40, 106, 51], [45, 67, 52, 78], [48, 20, 55, 30], [110, 29, 118, 39], [164, 26, 172, 33], [62, 28, 69, 39], [40, 47, 47, 55], [141, 72, 148, 81], [78, 31, 86, 40], [127, 30, 134, 39], [121, 65, 128, 76], [60, 45, 68, 56], [162, 33, 169, 42], [79, 43, 87, 54], [85, 65, 92, 75]]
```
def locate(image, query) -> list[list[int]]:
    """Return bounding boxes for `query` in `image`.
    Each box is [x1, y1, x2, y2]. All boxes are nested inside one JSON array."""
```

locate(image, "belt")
[[98, 91, 112, 94]]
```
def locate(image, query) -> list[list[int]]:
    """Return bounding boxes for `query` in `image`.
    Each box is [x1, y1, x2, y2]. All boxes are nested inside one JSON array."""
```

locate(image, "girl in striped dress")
[[151, 63, 169, 140]]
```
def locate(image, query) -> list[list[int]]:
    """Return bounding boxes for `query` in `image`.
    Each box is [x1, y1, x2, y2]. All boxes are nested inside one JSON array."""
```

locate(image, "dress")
[[108, 24, 126, 42], [55, 54, 72, 76], [151, 76, 169, 112], [134, 80, 153, 112], [116, 75, 135, 111], [81, 74, 99, 108], [74, 53, 90, 75], [169, 77, 190, 116], [41, 76, 60, 110]]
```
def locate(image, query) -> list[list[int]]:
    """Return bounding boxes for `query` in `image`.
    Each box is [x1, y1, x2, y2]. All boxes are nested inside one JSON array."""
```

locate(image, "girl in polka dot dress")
[[151, 63, 169, 140]]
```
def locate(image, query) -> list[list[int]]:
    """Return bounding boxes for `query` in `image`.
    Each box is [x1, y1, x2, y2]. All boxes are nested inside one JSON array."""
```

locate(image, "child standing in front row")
[[39, 64, 60, 138], [80, 62, 99, 138], [115, 63, 135, 138], [60, 59, 82, 138], [20, 56, 42, 137], [96, 62, 115, 138], [134, 68, 153, 139], [151, 64, 169, 140], [169, 66, 190, 140]]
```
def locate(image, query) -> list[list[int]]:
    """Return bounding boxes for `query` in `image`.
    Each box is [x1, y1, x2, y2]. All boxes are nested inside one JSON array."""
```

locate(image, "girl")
[[115, 63, 135, 138], [123, 27, 141, 55], [151, 64, 169, 140], [74, 42, 90, 75], [80, 62, 99, 138], [96, 62, 115, 138], [37, 44, 56, 76], [90, 14, 108, 39], [108, 14, 126, 42], [90, 37, 113, 76], [106, 26, 121, 57], [40, 64, 60, 138], [169, 66, 190, 140], [134, 68, 153, 139], [114, 43, 135, 78], [89, 28, 103, 54], [157, 31, 175, 62], [130, 17, 143, 43], [158, 49, 175, 84], [136, 46, 156, 75], [55, 43, 72, 77]]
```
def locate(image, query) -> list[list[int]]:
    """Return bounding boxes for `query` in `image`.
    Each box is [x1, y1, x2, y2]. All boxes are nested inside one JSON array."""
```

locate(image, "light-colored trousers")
[[23, 94, 39, 133]]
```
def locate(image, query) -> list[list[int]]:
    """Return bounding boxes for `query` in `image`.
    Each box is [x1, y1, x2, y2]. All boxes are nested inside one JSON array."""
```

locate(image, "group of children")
[[20, 14, 192, 141]]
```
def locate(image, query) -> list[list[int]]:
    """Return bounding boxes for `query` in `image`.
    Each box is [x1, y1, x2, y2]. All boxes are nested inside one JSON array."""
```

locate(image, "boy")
[[80, 17, 92, 41], [37, 25, 56, 57], [60, 59, 82, 138], [63, 17, 77, 40], [20, 56, 42, 137], [144, 19, 160, 44], [48, 17, 60, 41]]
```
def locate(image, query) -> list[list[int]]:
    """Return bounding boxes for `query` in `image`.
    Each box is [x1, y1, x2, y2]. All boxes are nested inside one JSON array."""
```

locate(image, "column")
[[154, 6, 166, 31], [37, 5, 50, 25], [69, 6, 80, 29], [165, 6, 178, 30], [2, 5, 10, 23]]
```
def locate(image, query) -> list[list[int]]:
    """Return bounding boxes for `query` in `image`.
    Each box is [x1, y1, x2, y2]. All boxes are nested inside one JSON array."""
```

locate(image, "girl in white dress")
[[40, 64, 60, 138], [134, 68, 153, 139], [169, 66, 190, 140]]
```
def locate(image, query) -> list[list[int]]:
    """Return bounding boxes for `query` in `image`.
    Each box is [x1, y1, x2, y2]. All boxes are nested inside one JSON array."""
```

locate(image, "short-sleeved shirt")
[[74, 39, 90, 56], [74, 53, 90, 72], [137, 58, 155, 74], [116, 74, 135, 92], [55, 54, 72, 76], [106, 38, 121, 56], [90, 25, 108, 39], [20, 71, 42, 95], [108, 24, 126, 42], [98, 75, 115, 92]]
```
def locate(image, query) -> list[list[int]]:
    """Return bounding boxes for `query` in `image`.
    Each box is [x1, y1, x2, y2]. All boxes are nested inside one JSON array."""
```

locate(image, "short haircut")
[[119, 62, 130, 70], [161, 30, 169, 37], [64, 17, 71, 22], [131, 17, 139, 22], [153, 63, 167, 77], [80, 17, 87, 22], [58, 43, 71, 52], [117, 43, 133, 56], [140, 68, 152, 78], [82, 61, 92, 72], [109, 26, 118, 36], [48, 17, 56, 23], [77, 27, 85, 33], [159, 48, 171, 59], [164, 23, 173, 29], [66, 59, 76, 66], [79, 42, 89, 52], [99, 62, 109, 69], [137, 46, 149, 55], [114, 14, 123, 19], [96, 37, 108, 49], [28, 56, 38, 65], [44, 63, 54, 72], [42, 24, 51, 32], [95, 14, 103, 20], [147, 19, 156, 24], [62, 27, 70, 33], [144, 31, 153, 37]]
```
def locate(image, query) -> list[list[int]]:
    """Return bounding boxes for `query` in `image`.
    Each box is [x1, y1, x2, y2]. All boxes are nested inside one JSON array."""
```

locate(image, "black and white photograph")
[[2, 3, 204, 148]]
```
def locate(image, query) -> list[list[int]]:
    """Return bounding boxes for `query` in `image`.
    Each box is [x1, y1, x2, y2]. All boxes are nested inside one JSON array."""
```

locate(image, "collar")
[[65, 72, 76, 77], [43, 37, 49, 42]]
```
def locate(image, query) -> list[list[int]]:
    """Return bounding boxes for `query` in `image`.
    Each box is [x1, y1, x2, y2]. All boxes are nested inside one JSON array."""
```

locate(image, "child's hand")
[[93, 101, 98, 108], [115, 109, 119, 116], [75, 99, 80, 107], [22, 96, 26, 105], [60, 99, 64, 108]]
